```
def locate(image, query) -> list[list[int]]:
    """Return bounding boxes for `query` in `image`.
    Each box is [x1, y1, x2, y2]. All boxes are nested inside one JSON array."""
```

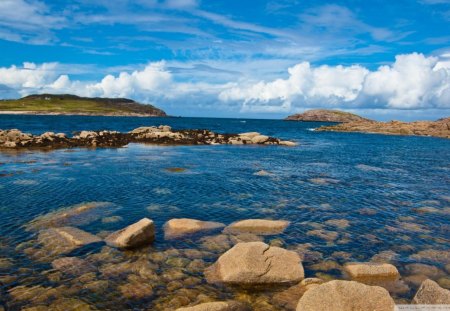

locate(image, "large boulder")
[[344, 262, 400, 280], [413, 279, 450, 304], [205, 242, 304, 285], [164, 218, 225, 239], [296, 280, 395, 311], [224, 219, 289, 235], [176, 301, 250, 311], [105, 218, 155, 249]]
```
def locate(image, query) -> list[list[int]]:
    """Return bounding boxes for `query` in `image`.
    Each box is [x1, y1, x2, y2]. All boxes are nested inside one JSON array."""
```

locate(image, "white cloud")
[[219, 53, 450, 111], [1, 53, 449, 118], [0, 0, 65, 43]]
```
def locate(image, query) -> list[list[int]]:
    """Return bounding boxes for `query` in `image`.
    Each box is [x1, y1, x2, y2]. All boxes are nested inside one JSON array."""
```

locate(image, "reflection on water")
[[0, 115, 449, 310]]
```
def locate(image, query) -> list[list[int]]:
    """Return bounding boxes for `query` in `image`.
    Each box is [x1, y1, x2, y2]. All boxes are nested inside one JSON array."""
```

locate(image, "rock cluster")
[[0, 126, 298, 149], [317, 117, 450, 139]]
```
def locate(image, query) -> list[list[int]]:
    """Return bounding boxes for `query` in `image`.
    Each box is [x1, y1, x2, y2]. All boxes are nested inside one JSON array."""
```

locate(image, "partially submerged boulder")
[[223, 219, 290, 235], [413, 279, 450, 304], [205, 242, 304, 286], [296, 280, 395, 311], [176, 301, 250, 311], [105, 218, 155, 249], [344, 262, 400, 280], [164, 218, 225, 239], [37, 226, 102, 258], [26, 202, 115, 231]]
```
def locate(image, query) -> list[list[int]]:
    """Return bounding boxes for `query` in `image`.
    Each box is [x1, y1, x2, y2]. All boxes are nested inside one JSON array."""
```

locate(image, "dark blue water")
[[0, 115, 449, 310]]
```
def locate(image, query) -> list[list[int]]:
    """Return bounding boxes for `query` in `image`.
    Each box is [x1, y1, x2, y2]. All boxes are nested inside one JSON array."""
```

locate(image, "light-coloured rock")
[[224, 219, 289, 235], [279, 140, 297, 146], [251, 135, 269, 144], [238, 132, 260, 138], [296, 280, 395, 311], [205, 242, 304, 285], [344, 262, 399, 280], [164, 218, 225, 239], [413, 279, 450, 304], [176, 301, 250, 311], [105, 218, 155, 249]]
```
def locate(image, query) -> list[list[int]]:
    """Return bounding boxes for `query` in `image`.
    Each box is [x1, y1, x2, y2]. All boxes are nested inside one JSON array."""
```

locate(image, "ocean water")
[[0, 115, 449, 310]]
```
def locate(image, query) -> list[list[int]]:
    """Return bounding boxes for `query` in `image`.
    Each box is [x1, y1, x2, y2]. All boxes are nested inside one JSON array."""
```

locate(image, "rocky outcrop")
[[176, 301, 250, 311], [344, 262, 400, 280], [164, 218, 225, 239], [317, 117, 450, 139], [105, 218, 155, 249], [285, 110, 370, 123], [296, 280, 395, 311], [223, 219, 290, 235], [205, 242, 304, 286], [0, 126, 298, 149], [412, 279, 450, 304]]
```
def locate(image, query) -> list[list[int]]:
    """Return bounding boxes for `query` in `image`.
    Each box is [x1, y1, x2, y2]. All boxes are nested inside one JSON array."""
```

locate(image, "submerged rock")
[[105, 218, 155, 249], [176, 301, 250, 311], [51, 257, 96, 275], [205, 242, 304, 286], [164, 218, 225, 239], [26, 201, 115, 231], [39, 226, 101, 253], [223, 219, 290, 235], [296, 280, 395, 311]]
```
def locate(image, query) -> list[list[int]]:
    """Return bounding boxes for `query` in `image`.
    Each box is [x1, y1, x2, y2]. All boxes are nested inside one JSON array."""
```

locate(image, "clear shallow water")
[[0, 115, 449, 310]]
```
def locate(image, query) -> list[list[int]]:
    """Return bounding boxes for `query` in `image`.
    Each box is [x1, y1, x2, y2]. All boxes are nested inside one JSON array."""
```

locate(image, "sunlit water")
[[0, 115, 449, 310]]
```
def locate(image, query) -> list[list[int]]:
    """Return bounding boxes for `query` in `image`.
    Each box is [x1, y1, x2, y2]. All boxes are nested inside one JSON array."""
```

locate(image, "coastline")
[[0, 110, 167, 117]]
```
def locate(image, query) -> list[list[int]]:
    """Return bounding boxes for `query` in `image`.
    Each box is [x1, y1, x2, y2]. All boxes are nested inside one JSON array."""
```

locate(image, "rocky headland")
[[0, 126, 297, 150], [285, 109, 370, 123], [316, 117, 450, 139], [0, 94, 166, 117]]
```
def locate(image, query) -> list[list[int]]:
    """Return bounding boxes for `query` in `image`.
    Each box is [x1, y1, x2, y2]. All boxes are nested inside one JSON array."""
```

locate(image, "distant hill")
[[0, 94, 167, 117], [285, 109, 370, 123]]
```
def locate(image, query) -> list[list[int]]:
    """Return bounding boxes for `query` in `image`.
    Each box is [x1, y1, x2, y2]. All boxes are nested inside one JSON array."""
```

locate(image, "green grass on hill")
[[0, 94, 166, 116]]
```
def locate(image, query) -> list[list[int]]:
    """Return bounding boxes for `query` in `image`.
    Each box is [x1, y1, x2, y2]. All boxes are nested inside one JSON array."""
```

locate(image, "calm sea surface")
[[0, 115, 449, 310]]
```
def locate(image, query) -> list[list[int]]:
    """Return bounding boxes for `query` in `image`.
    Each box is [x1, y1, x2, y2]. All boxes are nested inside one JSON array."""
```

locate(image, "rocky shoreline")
[[0, 126, 297, 150], [11, 202, 449, 310], [316, 117, 450, 139], [285, 109, 370, 123]]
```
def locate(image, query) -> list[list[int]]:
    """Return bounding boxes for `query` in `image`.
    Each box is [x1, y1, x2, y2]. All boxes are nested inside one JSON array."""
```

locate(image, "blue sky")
[[0, 0, 450, 119]]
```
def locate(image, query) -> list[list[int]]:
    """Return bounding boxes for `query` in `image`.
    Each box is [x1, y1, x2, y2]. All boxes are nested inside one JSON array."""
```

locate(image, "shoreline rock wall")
[[0, 126, 298, 150]]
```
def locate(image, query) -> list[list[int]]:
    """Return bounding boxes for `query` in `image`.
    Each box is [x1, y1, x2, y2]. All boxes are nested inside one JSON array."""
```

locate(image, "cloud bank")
[[0, 53, 449, 117]]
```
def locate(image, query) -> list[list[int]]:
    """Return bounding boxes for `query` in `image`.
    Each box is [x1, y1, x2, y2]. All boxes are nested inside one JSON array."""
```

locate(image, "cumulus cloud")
[[1, 53, 449, 117], [219, 53, 450, 111]]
